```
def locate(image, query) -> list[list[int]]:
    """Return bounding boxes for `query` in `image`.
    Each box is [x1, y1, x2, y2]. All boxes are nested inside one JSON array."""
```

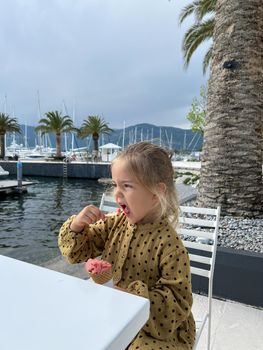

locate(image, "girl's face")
[[111, 159, 159, 224]]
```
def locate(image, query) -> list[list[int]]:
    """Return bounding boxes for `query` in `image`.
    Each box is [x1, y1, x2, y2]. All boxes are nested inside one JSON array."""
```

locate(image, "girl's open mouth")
[[120, 204, 130, 215]]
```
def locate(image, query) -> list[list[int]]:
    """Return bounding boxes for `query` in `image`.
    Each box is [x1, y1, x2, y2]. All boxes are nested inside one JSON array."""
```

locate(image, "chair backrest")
[[178, 206, 221, 283], [99, 192, 118, 213], [178, 205, 221, 350]]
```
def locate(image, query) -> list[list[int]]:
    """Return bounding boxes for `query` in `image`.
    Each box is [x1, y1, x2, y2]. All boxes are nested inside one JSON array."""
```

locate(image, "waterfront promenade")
[[0, 159, 201, 179]]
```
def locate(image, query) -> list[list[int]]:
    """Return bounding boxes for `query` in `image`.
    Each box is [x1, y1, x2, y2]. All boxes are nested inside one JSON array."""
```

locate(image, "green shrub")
[[183, 174, 200, 185]]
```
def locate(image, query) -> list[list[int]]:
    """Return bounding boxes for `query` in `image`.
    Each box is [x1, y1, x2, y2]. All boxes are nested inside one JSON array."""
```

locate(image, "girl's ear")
[[157, 182, 166, 194]]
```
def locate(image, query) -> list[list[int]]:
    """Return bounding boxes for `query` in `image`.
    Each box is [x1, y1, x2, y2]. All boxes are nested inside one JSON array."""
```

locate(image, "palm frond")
[[196, 0, 216, 21], [182, 18, 215, 68], [0, 113, 21, 133], [35, 110, 75, 135], [38, 118, 51, 125], [35, 125, 51, 134], [179, 0, 216, 72], [202, 45, 213, 74], [179, 1, 200, 24], [79, 115, 113, 139], [180, 0, 216, 24]]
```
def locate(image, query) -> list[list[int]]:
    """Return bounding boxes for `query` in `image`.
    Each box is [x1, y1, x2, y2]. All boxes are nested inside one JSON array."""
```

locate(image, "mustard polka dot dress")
[[59, 213, 196, 349]]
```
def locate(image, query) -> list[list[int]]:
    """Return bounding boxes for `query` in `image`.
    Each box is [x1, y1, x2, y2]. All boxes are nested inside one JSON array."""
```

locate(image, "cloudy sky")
[[0, 0, 209, 129]]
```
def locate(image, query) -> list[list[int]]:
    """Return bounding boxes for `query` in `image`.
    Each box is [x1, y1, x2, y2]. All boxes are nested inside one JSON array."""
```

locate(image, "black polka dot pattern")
[[59, 213, 196, 349]]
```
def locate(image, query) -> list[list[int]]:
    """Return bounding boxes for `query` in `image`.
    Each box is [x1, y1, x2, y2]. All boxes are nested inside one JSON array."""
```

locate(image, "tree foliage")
[[179, 0, 216, 73], [35, 111, 76, 135], [35, 111, 76, 157], [186, 85, 207, 133], [0, 113, 21, 159], [78, 115, 113, 154]]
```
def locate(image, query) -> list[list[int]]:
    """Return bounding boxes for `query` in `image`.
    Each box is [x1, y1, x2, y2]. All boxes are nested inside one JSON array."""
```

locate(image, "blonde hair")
[[111, 142, 179, 224]]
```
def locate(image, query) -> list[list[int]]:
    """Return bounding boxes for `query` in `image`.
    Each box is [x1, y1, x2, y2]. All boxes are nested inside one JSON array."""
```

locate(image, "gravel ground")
[[218, 216, 263, 253], [182, 200, 263, 254]]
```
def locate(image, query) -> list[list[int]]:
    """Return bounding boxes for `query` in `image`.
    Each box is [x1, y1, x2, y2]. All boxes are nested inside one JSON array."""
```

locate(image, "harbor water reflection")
[[0, 177, 108, 264]]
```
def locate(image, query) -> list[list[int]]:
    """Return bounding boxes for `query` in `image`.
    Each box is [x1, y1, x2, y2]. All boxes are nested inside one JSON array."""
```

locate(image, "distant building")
[[99, 143, 121, 162]]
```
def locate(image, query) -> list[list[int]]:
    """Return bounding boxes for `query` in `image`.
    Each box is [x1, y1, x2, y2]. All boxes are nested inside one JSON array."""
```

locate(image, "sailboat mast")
[[62, 100, 69, 153], [25, 121, 28, 149], [4, 94, 7, 114], [122, 120, 125, 149], [4, 94, 7, 149], [37, 90, 43, 148], [71, 99, 75, 151], [170, 133, 173, 150], [183, 131, 187, 152]]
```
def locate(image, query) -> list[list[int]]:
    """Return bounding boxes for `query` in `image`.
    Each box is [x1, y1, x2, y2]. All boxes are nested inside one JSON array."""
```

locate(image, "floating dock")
[[0, 180, 35, 195]]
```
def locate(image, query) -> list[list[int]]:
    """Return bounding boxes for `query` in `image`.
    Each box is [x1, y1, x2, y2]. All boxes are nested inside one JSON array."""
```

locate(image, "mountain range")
[[6, 123, 203, 152]]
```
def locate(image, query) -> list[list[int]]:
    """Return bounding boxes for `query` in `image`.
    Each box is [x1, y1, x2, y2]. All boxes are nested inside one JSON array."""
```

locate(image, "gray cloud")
[[0, 0, 209, 129]]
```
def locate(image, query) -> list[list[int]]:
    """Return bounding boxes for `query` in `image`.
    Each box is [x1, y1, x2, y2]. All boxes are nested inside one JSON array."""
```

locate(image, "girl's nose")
[[114, 186, 124, 199]]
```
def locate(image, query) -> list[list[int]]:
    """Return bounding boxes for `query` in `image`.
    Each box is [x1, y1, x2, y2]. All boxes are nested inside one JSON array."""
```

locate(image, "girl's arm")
[[127, 247, 193, 341], [58, 205, 108, 264]]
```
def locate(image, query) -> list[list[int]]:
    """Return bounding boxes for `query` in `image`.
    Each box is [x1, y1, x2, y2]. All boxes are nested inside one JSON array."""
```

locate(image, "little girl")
[[59, 142, 196, 350]]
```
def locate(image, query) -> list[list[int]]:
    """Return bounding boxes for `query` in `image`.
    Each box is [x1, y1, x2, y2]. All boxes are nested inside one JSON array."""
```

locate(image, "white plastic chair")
[[179, 205, 221, 350], [99, 192, 118, 213], [99, 193, 221, 350]]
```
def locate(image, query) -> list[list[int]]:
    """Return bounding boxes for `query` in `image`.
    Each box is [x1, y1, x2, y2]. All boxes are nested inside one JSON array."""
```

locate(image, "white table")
[[0, 255, 150, 350]]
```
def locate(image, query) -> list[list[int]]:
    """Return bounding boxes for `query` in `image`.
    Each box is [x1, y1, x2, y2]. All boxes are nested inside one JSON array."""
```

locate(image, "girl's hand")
[[114, 286, 131, 294], [70, 205, 105, 233]]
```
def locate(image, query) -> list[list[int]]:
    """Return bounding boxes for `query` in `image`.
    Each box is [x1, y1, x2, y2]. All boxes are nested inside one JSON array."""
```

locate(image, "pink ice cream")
[[85, 259, 112, 275]]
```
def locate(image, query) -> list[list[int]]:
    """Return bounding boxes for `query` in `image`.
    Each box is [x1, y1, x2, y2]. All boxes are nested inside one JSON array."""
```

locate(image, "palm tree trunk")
[[198, 0, 263, 217], [0, 133, 5, 159], [92, 135, 99, 159], [56, 134, 62, 158]]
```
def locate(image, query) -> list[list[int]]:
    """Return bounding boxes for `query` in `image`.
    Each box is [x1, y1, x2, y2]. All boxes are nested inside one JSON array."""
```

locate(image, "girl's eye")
[[124, 184, 132, 189]]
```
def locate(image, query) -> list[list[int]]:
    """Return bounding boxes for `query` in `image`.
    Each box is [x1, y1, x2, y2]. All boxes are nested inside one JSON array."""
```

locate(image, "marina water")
[[0, 177, 108, 265]]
